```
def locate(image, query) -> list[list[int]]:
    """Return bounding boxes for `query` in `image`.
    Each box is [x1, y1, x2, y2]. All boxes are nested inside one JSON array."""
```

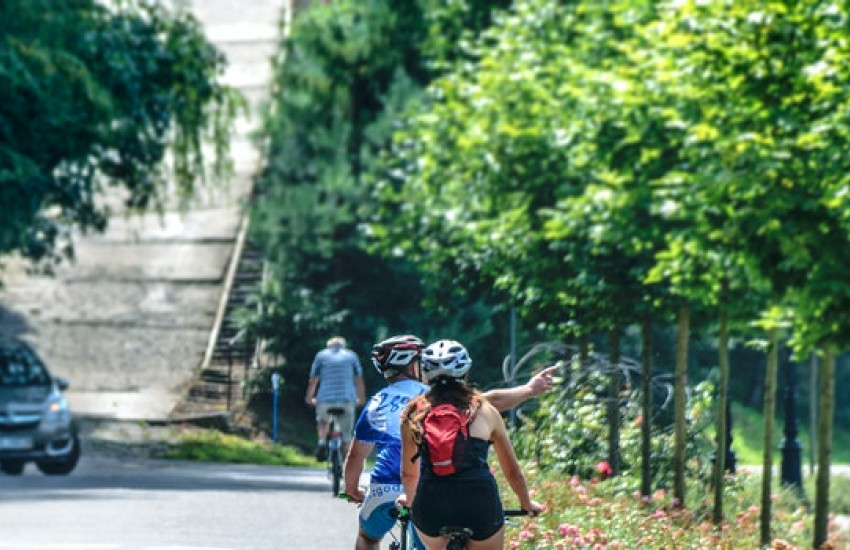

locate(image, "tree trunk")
[[813, 345, 835, 548], [712, 306, 729, 524], [760, 328, 778, 547], [607, 326, 622, 475], [809, 351, 818, 475], [578, 334, 590, 367], [674, 303, 689, 508], [640, 316, 653, 497]]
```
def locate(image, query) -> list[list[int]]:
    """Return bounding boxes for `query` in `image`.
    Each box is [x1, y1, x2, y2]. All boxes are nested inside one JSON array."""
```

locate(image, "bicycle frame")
[[389, 507, 411, 550]]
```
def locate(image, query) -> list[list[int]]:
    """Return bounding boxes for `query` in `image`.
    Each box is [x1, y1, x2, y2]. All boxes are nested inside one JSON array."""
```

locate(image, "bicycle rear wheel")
[[330, 447, 342, 496]]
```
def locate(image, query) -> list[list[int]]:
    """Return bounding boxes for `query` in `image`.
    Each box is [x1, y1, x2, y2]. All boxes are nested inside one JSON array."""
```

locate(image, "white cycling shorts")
[[359, 483, 423, 549]]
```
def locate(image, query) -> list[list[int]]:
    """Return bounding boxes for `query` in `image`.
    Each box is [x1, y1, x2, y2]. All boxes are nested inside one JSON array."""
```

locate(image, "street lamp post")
[[713, 394, 737, 473], [724, 398, 736, 473], [780, 349, 803, 490], [271, 372, 281, 444]]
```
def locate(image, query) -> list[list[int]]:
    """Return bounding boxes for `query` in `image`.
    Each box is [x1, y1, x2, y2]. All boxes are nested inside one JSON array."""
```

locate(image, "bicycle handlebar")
[[337, 492, 359, 502], [387, 507, 527, 519], [389, 507, 411, 520]]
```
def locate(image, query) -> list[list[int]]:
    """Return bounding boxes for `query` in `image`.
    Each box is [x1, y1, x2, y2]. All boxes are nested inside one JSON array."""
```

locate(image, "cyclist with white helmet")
[[343, 335, 555, 550], [397, 339, 545, 550]]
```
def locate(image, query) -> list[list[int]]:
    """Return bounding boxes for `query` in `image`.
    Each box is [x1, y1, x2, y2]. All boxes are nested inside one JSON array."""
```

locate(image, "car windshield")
[[0, 351, 50, 388]]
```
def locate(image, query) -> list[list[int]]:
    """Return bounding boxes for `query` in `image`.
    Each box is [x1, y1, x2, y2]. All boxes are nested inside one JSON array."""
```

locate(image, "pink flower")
[[559, 523, 580, 537], [595, 460, 613, 479], [519, 530, 534, 540]]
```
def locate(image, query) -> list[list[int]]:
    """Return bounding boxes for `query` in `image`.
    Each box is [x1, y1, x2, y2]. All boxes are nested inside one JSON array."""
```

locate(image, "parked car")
[[0, 337, 80, 475]]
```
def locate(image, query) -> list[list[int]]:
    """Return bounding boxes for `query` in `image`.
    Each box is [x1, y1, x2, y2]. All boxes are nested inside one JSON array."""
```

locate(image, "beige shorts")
[[316, 401, 356, 443]]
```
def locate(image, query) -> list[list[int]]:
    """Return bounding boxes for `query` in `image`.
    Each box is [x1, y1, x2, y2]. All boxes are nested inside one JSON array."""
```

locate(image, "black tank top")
[[421, 436, 491, 481]]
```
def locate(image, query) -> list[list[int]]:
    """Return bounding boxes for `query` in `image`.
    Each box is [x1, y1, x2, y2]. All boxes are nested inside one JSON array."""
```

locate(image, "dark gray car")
[[0, 338, 80, 475]]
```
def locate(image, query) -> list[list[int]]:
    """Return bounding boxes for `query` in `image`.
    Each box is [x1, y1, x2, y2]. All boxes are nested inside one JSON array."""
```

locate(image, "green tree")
[[250, 0, 519, 396], [645, 1, 850, 541], [0, 0, 239, 271]]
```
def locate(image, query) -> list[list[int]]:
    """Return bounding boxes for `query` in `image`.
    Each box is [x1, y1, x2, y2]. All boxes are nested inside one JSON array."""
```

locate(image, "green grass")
[[163, 429, 319, 467], [161, 428, 377, 469], [731, 402, 850, 466]]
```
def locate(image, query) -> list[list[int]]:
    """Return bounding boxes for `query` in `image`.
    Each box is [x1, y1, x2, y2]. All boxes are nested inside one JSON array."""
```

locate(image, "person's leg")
[[466, 527, 504, 550], [412, 528, 446, 550], [410, 523, 427, 550], [340, 401, 356, 458], [357, 486, 398, 549], [355, 528, 380, 550], [315, 402, 330, 460]]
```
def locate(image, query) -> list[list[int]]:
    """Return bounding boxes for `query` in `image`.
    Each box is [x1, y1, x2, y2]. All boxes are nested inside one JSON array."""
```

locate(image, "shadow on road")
[[0, 302, 35, 340]]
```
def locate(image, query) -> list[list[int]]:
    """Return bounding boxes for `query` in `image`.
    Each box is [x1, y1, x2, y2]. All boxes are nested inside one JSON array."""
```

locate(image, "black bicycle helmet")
[[371, 334, 426, 379]]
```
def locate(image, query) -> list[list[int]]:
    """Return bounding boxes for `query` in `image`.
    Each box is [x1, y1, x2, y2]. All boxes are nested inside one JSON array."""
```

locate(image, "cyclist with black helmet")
[[398, 339, 545, 550], [343, 335, 555, 550]]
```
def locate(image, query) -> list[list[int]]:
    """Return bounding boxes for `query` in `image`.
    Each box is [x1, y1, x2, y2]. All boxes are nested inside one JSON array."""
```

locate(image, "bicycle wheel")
[[330, 447, 342, 496]]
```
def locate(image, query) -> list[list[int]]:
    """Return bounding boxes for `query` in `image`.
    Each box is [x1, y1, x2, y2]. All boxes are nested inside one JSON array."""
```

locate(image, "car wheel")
[[36, 433, 81, 476], [0, 460, 26, 475]]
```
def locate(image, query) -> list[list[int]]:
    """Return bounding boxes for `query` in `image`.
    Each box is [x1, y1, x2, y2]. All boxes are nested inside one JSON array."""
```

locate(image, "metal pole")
[[780, 347, 803, 489], [272, 373, 281, 444], [226, 343, 233, 411], [725, 398, 736, 473], [809, 351, 817, 475], [508, 306, 517, 427]]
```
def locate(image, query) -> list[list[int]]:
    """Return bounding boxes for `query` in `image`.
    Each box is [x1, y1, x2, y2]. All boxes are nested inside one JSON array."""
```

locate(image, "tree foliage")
[[255, 0, 850, 539], [368, 0, 850, 537], [250, 0, 521, 395], [0, 0, 240, 270]]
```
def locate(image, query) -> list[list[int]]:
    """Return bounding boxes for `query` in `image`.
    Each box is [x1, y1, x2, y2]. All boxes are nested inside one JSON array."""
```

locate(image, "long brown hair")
[[402, 376, 482, 445]]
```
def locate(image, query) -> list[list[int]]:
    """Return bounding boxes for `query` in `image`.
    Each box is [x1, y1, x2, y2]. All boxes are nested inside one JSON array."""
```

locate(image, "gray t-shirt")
[[309, 347, 362, 403]]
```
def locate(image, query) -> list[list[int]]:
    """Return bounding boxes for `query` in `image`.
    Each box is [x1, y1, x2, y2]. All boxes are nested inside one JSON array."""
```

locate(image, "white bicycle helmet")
[[420, 340, 472, 383], [371, 335, 425, 379]]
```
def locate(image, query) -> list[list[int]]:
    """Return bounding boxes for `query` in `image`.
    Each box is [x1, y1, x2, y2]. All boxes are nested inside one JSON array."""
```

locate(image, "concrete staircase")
[[171, 220, 266, 424], [0, 0, 288, 425]]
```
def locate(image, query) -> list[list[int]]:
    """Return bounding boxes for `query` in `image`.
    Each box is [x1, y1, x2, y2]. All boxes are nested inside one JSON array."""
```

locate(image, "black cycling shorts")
[[411, 475, 504, 541]]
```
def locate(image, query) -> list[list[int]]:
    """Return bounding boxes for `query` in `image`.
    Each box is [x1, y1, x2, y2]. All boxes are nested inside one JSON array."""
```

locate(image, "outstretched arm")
[[483, 365, 557, 412]]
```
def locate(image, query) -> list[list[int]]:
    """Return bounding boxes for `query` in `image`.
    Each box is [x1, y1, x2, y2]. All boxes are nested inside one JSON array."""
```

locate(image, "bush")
[[500, 468, 848, 549], [512, 355, 715, 489]]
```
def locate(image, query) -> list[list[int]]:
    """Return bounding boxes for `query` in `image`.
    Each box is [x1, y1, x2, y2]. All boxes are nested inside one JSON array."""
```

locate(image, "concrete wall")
[[0, 0, 286, 420]]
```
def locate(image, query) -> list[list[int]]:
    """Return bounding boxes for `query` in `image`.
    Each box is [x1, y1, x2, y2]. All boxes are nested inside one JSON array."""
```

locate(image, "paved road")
[[0, 456, 396, 550]]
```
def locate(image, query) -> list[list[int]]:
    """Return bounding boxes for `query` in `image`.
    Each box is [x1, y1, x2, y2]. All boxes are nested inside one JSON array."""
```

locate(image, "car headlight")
[[44, 397, 71, 425]]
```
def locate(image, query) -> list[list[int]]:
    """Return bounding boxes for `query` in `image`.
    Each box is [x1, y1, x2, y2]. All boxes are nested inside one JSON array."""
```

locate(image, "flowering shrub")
[[500, 470, 848, 549], [511, 356, 715, 488]]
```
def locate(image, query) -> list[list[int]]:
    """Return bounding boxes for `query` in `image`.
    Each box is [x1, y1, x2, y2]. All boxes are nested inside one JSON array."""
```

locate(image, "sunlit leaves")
[[0, 0, 239, 269]]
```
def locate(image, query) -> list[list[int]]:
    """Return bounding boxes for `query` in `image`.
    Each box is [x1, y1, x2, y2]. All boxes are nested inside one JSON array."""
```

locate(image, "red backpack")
[[419, 403, 471, 476]]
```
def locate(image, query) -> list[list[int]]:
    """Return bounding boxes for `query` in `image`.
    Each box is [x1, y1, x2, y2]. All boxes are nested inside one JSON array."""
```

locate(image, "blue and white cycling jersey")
[[354, 378, 428, 484]]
